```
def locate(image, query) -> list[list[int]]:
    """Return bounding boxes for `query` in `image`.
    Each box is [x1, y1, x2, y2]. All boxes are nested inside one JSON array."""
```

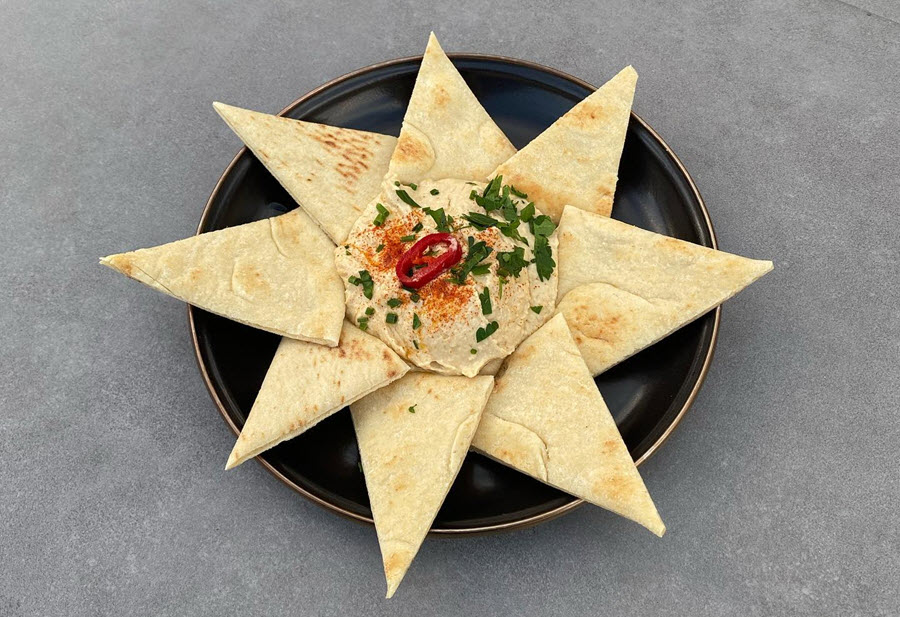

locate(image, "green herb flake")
[[408, 404, 417, 414], [509, 185, 528, 199], [411, 222, 424, 233], [356, 316, 369, 331], [400, 234, 417, 242], [496, 246, 528, 278], [395, 189, 421, 209], [499, 219, 529, 245], [407, 290, 421, 303], [461, 212, 498, 230], [407, 182, 418, 190], [530, 305, 543, 314], [348, 270, 374, 299], [498, 276, 507, 299], [412, 313, 421, 330], [376, 244, 384, 253], [519, 202, 536, 222], [532, 235, 556, 281], [373, 203, 390, 226], [394, 181, 401, 186], [529, 214, 556, 238], [365, 307, 375, 316], [470, 264, 491, 276], [451, 237, 493, 284], [430, 188, 440, 195], [478, 287, 492, 315], [385, 312, 398, 324], [413, 339, 419, 349], [470, 348, 477, 354], [423, 207, 451, 232], [387, 297, 402, 308], [476, 321, 499, 342]]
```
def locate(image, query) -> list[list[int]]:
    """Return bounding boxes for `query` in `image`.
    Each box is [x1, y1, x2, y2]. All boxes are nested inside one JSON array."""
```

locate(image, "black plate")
[[190, 55, 719, 534]]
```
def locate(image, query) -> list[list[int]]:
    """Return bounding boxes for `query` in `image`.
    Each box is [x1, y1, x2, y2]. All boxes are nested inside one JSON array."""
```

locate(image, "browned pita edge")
[[491, 66, 637, 222]]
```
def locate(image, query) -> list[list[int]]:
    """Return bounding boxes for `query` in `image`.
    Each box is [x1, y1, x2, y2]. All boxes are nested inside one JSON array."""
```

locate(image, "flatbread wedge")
[[491, 66, 637, 222], [351, 373, 494, 598], [226, 321, 409, 469], [100, 207, 345, 345], [387, 32, 516, 183], [214, 102, 396, 244], [556, 205, 773, 375], [471, 313, 665, 536]]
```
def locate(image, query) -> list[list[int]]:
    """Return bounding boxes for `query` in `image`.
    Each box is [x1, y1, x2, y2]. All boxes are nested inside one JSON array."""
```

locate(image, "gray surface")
[[1, 0, 898, 615]]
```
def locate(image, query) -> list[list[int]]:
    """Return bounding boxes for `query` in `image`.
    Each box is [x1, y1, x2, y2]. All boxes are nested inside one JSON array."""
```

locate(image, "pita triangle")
[[351, 373, 494, 598], [556, 205, 773, 375], [100, 207, 345, 345], [214, 102, 396, 244], [387, 32, 516, 183], [492, 66, 637, 222], [226, 321, 409, 469], [471, 314, 665, 536]]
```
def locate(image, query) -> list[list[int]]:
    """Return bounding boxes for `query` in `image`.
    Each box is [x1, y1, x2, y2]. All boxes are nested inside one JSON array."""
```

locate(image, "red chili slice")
[[395, 233, 462, 289]]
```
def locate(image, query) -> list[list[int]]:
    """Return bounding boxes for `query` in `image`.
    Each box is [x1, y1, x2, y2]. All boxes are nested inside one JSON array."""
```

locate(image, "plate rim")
[[188, 53, 721, 535]]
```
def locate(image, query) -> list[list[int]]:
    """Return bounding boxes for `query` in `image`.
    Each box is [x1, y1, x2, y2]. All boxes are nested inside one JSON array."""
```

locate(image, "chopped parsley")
[[470, 348, 477, 354], [519, 201, 535, 222], [376, 243, 384, 253], [451, 237, 493, 284], [529, 214, 556, 238], [407, 182, 418, 190], [400, 234, 416, 242], [356, 316, 369, 331], [461, 212, 498, 230], [412, 313, 421, 330], [365, 307, 375, 316], [394, 180, 401, 186], [406, 289, 421, 303], [430, 188, 440, 195], [476, 321, 499, 342], [530, 305, 543, 314], [479, 287, 492, 315], [509, 185, 528, 199], [373, 203, 390, 226], [408, 404, 417, 413], [533, 235, 556, 281], [395, 189, 421, 208], [470, 264, 491, 276], [496, 246, 528, 278], [424, 207, 451, 232], [411, 222, 423, 233], [385, 312, 398, 324], [498, 276, 507, 299], [387, 297, 402, 308], [498, 218, 528, 245], [348, 270, 374, 299]]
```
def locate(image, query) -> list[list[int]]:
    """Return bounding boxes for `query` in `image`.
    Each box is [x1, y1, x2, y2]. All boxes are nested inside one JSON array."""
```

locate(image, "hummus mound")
[[335, 178, 557, 376]]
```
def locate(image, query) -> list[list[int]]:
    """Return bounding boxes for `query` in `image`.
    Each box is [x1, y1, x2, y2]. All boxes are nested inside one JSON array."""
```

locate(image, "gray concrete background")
[[2, 0, 898, 615]]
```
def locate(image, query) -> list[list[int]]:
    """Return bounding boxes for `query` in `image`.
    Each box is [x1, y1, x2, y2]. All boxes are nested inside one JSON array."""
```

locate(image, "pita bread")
[[351, 373, 494, 598], [491, 66, 637, 222], [556, 206, 773, 375], [100, 207, 344, 345], [226, 321, 409, 469], [213, 102, 396, 244], [387, 33, 516, 183], [471, 314, 665, 536]]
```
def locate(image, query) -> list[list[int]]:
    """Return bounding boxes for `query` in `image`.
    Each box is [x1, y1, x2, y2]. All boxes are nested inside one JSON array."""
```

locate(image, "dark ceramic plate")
[[190, 55, 719, 534]]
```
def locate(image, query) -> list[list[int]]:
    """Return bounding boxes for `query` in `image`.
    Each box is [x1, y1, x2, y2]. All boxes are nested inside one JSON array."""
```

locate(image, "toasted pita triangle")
[[100, 208, 344, 345], [387, 33, 516, 183], [213, 102, 396, 244], [556, 206, 773, 375], [226, 321, 409, 469], [351, 373, 494, 598], [472, 314, 665, 535], [492, 66, 637, 222]]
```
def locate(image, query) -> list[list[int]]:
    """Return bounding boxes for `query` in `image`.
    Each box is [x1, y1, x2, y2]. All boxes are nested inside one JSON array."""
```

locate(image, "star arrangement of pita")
[[101, 33, 772, 597]]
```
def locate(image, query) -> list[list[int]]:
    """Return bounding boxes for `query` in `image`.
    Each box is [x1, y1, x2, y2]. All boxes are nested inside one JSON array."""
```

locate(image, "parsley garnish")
[[529, 215, 556, 237], [470, 348, 477, 354], [451, 237, 493, 284], [365, 307, 375, 316], [348, 270, 374, 299], [411, 222, 423, 233], [394, 181, 401, 186], [509, 185, 528, 199], [533, 235, 556, 281], [376, 243, 384, 253], [385, 312, 398, 324], [408, 404, 417, 413], [430, 188, 440, 195], [461, 212, 498, 230], [476, 321, 499, 342], [530, 305, 543, 314], [373, 203, 390, 226], [412, 313, 421, 330], [400, 234, 416, 242], [471, 264, 491, 276], [357, 316, 369, 331], [496, 246, 528, 278], [408, 183, 418, 190], [498, 219, 528, 245], [479, 287, 492, 315], [519, 202, 535, 222], [424, 207, 451, 232], [498, 276, 507, 299], [387, 298, 402, 308], [408, 290, 421, 303], [395, 189, 421, 208]]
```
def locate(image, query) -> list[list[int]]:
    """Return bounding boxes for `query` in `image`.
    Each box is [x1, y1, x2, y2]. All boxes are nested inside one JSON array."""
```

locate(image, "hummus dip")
[[335, 177, 558, 376]]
